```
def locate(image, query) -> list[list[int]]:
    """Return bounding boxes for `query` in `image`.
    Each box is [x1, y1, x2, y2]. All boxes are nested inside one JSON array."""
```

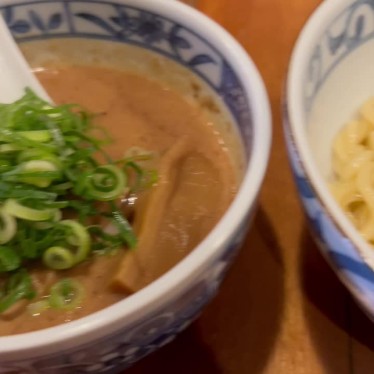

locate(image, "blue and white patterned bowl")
[[0, 0, 271, 372], [285, 0, 374, 319]]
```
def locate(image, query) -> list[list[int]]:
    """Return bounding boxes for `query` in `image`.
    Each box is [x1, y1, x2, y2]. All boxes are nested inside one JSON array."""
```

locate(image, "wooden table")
[[127, 1, 374, 373]]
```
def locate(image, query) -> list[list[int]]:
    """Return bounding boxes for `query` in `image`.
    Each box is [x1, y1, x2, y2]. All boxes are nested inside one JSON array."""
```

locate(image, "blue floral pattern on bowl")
[[0, 221, 251, 374], [0, 0, 255, 372], [1, 0, 252, 154], [304, 0, 374, 114], [285, 0, 374, 319]]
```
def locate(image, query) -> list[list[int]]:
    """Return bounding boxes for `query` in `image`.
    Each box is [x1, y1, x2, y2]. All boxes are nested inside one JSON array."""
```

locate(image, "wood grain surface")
[[126, 1, 374, 373]]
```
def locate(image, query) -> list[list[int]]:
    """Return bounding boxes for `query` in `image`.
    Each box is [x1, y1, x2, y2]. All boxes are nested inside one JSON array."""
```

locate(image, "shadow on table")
[[299, 225, 374, 373], [127, 206, 285, 374]]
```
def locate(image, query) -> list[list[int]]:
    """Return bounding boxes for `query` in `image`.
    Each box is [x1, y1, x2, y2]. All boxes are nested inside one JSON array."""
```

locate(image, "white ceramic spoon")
[[0, 15, 51, 103]]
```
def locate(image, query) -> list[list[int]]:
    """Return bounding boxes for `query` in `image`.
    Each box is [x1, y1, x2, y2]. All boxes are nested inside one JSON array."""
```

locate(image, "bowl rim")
[[286, 0, 374, 283], [0, 0, 271, 359]]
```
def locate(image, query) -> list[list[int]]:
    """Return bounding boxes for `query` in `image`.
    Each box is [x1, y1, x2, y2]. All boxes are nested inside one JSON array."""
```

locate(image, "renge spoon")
[[0, 14, 51, 103]]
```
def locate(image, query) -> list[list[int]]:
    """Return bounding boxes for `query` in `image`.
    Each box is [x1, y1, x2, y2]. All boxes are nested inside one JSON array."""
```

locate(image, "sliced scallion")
[[0, 210, 17, 244], [43, 246, 76, 270], [61, 220, 91, 264], [3, 199, 55, 221], [0, 270, 35, 313], [0, 246, 20, 273], [49, 279, 84, 310], [0, 89, 156, 314]]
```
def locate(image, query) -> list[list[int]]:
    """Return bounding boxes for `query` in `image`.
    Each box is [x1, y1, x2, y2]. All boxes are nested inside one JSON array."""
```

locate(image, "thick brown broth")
[[0, 64, 238, 336]]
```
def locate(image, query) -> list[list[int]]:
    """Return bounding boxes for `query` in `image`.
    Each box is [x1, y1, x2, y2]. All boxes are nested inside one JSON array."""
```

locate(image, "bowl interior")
[[308, 39, 374, 180], [290, 0, 374, 222], [287, 0, 374, 306], [0, 0, 271, 360]]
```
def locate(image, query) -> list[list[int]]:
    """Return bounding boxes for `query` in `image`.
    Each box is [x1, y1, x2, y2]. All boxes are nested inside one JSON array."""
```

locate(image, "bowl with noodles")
[[285, 0, 374, 318]]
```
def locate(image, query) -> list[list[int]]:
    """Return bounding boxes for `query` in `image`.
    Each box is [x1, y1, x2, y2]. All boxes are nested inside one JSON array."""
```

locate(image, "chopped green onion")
[[19, 160, 60, 187], [17, 149, 61, 167], [0, 270, 35, 313], [0, 210, 17, 244], [43, 246, 76, 270], [49, 279, 84, 310], [0, 89, 156, 313], [3, 199, 55, 221], [80, 165, 127, 201], [61, 220, 91, 264], [16, 130, 52, 143], [0, 246, 20, 272], [112, 209, 137, 249], [0, 144, 23, 153]]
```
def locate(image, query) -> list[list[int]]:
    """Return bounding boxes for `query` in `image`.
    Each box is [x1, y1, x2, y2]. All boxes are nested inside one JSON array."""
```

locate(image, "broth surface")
[[0, 61, 238, 336]]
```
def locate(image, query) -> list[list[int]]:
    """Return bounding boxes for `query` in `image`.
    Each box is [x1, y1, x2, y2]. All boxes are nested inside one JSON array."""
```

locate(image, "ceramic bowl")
[[285, 0, 374, 319], [0, 0, 271, 372]]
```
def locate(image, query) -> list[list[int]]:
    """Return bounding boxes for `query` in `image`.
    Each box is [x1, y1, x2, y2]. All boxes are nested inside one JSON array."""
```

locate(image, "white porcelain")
[[0, 0, 271, 372], [285, 0, 374, 318], [0, 14, 49, 103]]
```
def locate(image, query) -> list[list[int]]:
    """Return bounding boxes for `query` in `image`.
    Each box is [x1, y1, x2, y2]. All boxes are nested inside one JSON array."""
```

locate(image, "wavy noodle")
[[331, 98, 374, 243]]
